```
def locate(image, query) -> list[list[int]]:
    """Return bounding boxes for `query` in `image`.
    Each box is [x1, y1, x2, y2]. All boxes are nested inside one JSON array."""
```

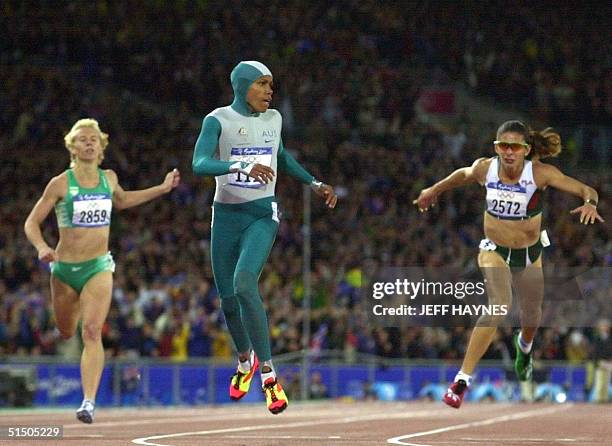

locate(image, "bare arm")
[[24, 175, 65, 262], [536, 163, 603, 224], [108, 169, 180, 211], [413, 157, 489, 212]]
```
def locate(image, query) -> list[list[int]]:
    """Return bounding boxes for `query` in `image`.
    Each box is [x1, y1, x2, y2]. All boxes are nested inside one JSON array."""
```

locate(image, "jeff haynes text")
[[372, 304, 509, 316]]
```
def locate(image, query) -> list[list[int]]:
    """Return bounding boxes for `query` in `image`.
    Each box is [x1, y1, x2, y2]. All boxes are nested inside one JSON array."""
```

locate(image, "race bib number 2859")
[[72, 195, 112, 227]]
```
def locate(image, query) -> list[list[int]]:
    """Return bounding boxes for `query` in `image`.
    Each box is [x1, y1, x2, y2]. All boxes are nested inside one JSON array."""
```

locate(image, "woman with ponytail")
[[414, 120, 603, 409], [527, 127, 562, 160]]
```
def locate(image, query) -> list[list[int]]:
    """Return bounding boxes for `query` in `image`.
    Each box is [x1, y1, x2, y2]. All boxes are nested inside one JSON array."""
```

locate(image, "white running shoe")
[[76, 399, 95, 424]]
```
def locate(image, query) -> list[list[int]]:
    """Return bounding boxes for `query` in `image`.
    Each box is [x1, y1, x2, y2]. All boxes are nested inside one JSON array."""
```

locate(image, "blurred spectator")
[[0, 1, 609, 362], [308, 371, 329, 399], [591, 319, 612, 403]]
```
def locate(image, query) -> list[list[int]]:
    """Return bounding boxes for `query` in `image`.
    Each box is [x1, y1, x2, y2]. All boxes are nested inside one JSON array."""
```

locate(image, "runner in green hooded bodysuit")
[[193, 61, 337, 414]]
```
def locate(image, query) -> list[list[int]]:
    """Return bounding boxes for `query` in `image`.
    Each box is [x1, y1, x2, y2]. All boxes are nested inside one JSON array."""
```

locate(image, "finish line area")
[[1, 401, 609, 445]]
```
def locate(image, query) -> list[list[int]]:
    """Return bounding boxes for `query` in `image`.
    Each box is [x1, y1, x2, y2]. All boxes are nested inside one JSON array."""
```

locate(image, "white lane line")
[[132, 409, 443, 446], [386, 404, 573, 446]]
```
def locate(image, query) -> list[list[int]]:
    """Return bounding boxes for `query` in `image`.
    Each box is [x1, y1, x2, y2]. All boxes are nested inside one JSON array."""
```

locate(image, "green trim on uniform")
[[486, 157, 543, 221], [54, 169, 113, 228], [51, 252, 115, 293], [493, 239, 542, 268], [192, 116, 235, 176]]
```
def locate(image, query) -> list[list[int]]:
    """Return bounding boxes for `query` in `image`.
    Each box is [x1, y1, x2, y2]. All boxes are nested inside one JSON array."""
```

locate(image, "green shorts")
[[479, 238, 542, 269], [51, 252, 115, 293]]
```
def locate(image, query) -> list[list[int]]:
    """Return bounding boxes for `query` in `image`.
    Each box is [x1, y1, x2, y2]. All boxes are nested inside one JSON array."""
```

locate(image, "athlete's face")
[[71, 127, 103, 164], [246, 75, 273, 113], [494, 131, 530, 167]]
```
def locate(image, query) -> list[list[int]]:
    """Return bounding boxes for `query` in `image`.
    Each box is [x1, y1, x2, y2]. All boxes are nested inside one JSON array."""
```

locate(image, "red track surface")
[[1, 401, 610, 445]]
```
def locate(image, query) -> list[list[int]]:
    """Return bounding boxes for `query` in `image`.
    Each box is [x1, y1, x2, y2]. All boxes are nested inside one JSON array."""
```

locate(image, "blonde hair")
[[64, 118, 109, 168]]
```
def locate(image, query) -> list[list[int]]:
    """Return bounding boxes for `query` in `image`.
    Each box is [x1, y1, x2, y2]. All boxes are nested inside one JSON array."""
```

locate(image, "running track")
[[1, 401, 610, 445]]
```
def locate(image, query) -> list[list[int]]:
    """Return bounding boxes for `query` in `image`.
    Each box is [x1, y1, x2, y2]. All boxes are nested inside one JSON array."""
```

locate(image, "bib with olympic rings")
[[485, 158, 542, 220]]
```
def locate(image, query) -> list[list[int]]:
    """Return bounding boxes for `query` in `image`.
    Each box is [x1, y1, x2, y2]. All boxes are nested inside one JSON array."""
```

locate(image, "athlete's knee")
[[81, 321, 103, 343], [57, 325, 77, 341], [476, 313, 508, 328], [220, 295, 240, 318], [55, 318, 78, 340], [234, 270, 259, 300]]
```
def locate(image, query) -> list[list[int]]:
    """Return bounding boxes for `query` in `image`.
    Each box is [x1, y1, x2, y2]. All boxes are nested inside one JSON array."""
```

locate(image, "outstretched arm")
[[109, 168, 180, 211], [536, 163, 603, 224], [278, 139, 337, 208], [24, 176, 64, 262], [413, 157, 488, 212]]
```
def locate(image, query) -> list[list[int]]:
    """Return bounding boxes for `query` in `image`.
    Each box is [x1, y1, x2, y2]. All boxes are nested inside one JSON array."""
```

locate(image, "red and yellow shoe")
[[262, 378, 288, 414], [229, 354, 259, 401]]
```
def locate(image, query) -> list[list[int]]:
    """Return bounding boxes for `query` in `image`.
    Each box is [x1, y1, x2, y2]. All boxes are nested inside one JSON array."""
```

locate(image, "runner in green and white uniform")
[[25, 118, 180, 423], [192, 60, 337, 414], [414, 120, 603, 409], [52, 167, 115, 292]]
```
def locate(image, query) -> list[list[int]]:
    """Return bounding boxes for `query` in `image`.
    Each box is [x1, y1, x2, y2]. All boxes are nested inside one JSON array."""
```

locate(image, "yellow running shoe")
[[262, 377, 288, 414], [229, 354, 259, 401]]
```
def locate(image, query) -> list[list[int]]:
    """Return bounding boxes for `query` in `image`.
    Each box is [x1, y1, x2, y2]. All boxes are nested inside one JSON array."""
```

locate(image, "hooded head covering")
[[230, 61, 272, 116]]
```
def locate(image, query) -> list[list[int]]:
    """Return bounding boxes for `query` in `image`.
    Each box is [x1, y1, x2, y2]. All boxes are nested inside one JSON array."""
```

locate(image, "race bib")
[[72, 194, 112, 227], [228, 147, 272, 188], [486, 182, 528, 218]]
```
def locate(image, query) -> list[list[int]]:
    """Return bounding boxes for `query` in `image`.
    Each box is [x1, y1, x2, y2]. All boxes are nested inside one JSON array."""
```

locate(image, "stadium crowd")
[[1, 2, 609, 370]]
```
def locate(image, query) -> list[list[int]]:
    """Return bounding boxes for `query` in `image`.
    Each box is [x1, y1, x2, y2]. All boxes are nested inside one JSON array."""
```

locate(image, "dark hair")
[[496, 120, 562, 159]]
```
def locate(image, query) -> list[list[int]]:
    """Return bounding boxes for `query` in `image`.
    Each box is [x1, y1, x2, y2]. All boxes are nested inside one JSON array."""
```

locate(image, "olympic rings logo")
[[497, 191, 515, 199]]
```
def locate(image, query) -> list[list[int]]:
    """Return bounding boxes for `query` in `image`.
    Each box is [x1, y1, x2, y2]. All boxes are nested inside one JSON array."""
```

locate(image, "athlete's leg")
[[51, 276, 80, 340], [514, 255, 543, 344], [511, 255, 542, 381], [234, 216, 287, 413], [211, 215, 252, 356], [444, 250, 513, 408], [233, 217, 278, 364], [461, 250, 513, 375], [79, 271, 113, 401]]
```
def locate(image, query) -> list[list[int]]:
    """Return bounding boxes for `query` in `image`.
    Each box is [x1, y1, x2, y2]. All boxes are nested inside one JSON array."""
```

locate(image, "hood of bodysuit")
[[230, 60, 272, 117]]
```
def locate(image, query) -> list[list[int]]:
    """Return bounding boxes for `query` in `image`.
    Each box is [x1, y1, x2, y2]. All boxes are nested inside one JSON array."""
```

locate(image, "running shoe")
[[514, 332, 533, 381], [262, 378, 288, 414], [76, 399, 95, 424], [229, 353, 259, 401], [442, 379, 468, 409]]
